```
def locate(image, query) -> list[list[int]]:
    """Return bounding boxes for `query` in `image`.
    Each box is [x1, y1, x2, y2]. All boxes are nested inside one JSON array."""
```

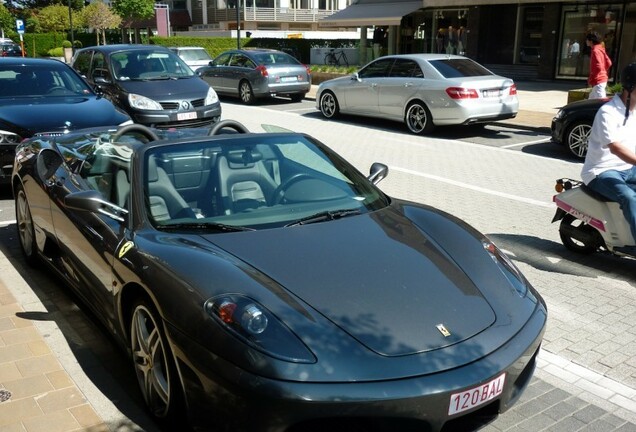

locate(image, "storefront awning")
[[319, 1, 423, 28]]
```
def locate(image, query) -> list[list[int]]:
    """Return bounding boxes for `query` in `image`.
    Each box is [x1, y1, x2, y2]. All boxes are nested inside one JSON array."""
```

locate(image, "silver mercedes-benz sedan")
[[316, 54, 519, 134]]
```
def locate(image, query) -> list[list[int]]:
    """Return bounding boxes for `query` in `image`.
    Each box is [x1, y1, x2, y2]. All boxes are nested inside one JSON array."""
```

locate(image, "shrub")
[[47, 47, 64, 57], [62, 40, 72, 48]]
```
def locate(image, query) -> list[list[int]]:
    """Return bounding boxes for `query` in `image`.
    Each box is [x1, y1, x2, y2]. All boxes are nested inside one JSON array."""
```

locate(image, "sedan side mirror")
[[351, 72, 361, 82], [368, 162, 388, 185]]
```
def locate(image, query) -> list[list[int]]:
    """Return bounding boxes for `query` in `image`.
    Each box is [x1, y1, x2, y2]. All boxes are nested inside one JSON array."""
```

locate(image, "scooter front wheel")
[[559, 214, 601, 254]]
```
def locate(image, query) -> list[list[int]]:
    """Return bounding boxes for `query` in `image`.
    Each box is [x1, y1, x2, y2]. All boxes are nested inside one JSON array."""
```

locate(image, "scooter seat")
[[581, 184, 615, 202]]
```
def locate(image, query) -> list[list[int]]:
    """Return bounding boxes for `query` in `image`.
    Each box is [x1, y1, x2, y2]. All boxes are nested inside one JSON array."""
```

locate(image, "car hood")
[[0, 96, 129, 136], [206, 207, 496, 357], [117, 76, 209, 100]]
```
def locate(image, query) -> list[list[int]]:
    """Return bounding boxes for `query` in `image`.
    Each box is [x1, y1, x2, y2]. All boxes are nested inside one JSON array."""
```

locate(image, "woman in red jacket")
[[587, 31, 613, 99]]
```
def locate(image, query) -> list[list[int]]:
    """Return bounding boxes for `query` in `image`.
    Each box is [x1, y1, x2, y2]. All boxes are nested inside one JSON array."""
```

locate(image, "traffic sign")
[[16, 19, 24, 34]]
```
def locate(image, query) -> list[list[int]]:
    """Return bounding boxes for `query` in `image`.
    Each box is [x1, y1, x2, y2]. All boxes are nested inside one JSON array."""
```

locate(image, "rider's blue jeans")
[[587, 167, 636, 242]]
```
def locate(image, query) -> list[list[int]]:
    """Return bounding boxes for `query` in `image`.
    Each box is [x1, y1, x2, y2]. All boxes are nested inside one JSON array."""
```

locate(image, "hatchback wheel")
[[130, 298, 181, 422], [15, 184, 37, 265], [239, 80, 255, 105], [564, 120, 591, 159], [405, 101, 434, 134], [319, 91, 339, 118]]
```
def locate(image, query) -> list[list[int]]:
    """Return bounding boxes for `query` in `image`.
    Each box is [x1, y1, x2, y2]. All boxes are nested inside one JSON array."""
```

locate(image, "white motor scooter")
[[552, 178, 636, 256]]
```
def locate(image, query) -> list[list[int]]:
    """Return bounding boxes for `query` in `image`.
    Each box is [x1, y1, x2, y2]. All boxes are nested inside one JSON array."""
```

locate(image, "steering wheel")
[[208, 119, 250, 136], [112, 124, 160, 143], [271, 173, 315, 205]]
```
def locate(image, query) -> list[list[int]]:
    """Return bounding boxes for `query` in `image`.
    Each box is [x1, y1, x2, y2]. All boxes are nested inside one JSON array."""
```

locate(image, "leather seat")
[[217, 149, 277, 214], [147, 156, 195, 221]]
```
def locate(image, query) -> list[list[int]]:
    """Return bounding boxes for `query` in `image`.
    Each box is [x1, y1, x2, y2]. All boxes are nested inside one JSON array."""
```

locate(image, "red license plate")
[[448, 372, 506, 416]]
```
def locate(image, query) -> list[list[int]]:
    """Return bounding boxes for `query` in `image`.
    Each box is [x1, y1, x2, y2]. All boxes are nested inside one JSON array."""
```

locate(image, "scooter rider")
[[581, 62, 636, 243]]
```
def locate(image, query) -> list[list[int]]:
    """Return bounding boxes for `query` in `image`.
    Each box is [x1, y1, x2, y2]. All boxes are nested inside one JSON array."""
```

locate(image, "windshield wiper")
[[156, 222, 255, 232], [285, 209, 361, 227]]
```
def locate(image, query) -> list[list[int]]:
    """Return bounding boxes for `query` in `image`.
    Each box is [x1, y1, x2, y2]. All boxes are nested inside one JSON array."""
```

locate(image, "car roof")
[[0, 57, 66, 66], [77, 44, 173, 55], [169, 46, 207, 50], [376, 54, 471, 61]]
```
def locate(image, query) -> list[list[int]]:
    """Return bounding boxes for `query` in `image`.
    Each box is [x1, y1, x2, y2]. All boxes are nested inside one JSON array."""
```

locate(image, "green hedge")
[[150, 35, 359, 65]]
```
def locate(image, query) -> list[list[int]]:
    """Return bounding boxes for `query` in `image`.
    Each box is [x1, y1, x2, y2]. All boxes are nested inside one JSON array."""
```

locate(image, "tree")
[[80, 1, 121, 46], [37, 5, 72, 33], [0, 4, 17, 41], [111, 0, 154, 43]]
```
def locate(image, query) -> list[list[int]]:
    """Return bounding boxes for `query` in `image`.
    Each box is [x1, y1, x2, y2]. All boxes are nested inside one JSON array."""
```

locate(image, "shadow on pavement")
[[0, 223, 163, 432]]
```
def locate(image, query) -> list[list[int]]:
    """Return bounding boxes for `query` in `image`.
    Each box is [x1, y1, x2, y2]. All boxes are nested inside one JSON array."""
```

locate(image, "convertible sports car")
[[12, 120, 547, 432]]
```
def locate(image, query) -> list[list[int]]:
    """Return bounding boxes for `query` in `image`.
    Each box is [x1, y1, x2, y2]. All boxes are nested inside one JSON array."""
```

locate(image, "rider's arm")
[[608, 141, 636, 165]]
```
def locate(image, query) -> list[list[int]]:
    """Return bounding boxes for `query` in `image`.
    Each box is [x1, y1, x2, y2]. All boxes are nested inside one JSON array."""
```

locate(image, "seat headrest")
[[147, 156, 159, 183], [225, 149, 263, 167]]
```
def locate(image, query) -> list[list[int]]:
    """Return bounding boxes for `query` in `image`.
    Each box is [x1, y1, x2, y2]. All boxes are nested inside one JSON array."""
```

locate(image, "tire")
[[564, 120, 591, 159], [405, 101, 434, 134], [239, 80, 255, 105], [559, 214, 601, 254], [129, 298, 182, 422], [319, 91, 340, 119], [15, 183, 38, 266]]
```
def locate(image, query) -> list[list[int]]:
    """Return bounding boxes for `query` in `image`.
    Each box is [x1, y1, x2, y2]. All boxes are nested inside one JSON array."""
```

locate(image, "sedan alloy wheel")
[[565, 121, 591, 159], [405, 101, 434, 134], [15, 185, 37, 265], [239, 80, 255, 105], [319, 91, 339, 118]]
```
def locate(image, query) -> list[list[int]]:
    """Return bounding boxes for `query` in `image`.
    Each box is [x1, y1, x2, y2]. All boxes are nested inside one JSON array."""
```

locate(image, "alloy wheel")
[[566, 121, 591, 159]]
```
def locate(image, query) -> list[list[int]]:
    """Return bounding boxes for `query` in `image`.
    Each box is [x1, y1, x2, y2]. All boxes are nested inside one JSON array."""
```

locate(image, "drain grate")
[[0, 389, 11, 402]]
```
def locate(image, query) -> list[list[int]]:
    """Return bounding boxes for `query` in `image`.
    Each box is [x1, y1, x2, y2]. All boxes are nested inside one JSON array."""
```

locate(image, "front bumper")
[[169, 301, 547, 432], [130, 101, 222, 129]]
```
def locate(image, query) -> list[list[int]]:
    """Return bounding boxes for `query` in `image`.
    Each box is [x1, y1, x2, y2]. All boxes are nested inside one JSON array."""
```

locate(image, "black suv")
[[71, 44, 222, 129]]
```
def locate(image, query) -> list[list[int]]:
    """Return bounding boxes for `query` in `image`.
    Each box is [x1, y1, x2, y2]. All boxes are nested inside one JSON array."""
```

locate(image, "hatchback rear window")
[[429, 59, 493, 78]]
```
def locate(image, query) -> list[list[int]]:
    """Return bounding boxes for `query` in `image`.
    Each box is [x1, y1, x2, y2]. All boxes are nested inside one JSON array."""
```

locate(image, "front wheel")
[[564, 120, 591, 159], [405, 101, 434, 134], [15, 183, 38, 266], [319, 91, 340, 119], [559, 213, 602, 254], [129, 298, 182, 422]]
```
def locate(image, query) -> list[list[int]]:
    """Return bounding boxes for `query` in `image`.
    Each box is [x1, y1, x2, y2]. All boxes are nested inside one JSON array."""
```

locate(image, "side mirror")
[[65, 190, 128, 223], [351, 72, 361, 82], [94, 76, 111, 85], [368, 162, 388, 185], [36, 148, 64, 184]]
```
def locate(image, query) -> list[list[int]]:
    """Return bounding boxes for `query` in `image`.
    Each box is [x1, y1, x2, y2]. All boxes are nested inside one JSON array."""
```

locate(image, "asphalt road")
[[1, 100, 635, 432]]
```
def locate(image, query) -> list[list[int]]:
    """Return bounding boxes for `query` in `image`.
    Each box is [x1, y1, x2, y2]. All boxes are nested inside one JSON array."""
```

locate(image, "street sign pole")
[[15, 19, 25, 57]]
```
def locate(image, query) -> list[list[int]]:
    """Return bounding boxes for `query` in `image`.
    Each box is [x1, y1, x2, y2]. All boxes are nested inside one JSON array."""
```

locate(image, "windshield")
[[112, 50, 195, 81], [142, 134, 388, 230], [0, 63, 94, 97]]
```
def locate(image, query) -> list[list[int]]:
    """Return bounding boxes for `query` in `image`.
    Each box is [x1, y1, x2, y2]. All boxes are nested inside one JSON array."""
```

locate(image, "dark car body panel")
[[551, 97, 607, 144], [12, 126, 546, 432]]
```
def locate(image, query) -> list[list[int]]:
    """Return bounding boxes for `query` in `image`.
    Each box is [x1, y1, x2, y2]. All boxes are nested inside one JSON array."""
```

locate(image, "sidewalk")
[[305, 80, 573, 130]]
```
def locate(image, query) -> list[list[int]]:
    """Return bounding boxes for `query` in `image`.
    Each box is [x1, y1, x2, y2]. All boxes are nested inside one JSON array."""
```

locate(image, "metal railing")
[[205, 7, 336, 23]]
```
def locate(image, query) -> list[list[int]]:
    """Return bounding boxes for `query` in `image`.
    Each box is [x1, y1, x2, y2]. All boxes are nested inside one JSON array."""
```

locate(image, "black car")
[[71, 44, 222, 128], [1, 43, 23, 57], [12, 120, 546, 432], [0, 57, 131, 182], [551, 97, 608, 159]]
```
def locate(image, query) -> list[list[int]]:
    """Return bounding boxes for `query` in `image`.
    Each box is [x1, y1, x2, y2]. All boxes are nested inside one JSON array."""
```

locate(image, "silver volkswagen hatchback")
[[316, 54, 518, 134], [197, 48, 311, 104]]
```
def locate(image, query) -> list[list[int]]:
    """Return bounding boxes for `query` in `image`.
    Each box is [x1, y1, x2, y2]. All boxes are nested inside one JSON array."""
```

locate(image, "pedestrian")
[[373, 26, 387, 59], [581, 62, 636, 244], [586, 31, 612, 99], [569, 40, 580, 58]]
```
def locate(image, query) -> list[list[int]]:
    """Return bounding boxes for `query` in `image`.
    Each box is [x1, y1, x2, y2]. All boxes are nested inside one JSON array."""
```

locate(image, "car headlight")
[[553, 109, 564, 120], [205, 87, 219, 105], [205, 294, 316, 363], [0, 130, 21, 144], [128, 93, 163, 110], [483, 240, 528, 297]]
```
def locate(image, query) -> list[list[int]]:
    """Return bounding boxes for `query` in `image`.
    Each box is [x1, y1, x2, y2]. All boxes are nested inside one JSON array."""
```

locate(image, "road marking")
[[501, 137, 551, 148], [391, 166, 554, 208]]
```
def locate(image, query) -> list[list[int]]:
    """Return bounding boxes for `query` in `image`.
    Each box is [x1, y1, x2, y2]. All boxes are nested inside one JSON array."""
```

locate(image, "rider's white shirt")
[[581, 94, 636, 184]]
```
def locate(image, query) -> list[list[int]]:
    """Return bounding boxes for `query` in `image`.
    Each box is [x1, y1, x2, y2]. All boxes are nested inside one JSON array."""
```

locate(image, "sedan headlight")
[[553, 109, 564, 120], [205, 87, 219, 105], [0, 130, 21, 144], [483, 240, 528, 297], [128, 93, 163, 110], [205, 294, 315, 363]]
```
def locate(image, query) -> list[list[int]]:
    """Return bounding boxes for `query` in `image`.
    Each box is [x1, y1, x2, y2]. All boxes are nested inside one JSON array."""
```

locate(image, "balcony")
[[206, 7, 337, 23]]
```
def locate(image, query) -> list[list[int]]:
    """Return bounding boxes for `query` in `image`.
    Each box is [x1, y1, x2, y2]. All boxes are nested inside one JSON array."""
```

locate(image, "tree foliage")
[[37, 5, 75, 33], [0, 4, 17, 41], [80, 1, 121, 45], [111, 0, 154, 28]]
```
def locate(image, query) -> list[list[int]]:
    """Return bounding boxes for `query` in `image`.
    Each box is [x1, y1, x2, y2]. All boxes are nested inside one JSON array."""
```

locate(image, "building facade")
[[321, 0, 636, 82]]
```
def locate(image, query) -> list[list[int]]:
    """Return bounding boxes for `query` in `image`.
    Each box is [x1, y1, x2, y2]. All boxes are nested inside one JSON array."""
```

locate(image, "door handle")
[[404, 82, 413, 87]]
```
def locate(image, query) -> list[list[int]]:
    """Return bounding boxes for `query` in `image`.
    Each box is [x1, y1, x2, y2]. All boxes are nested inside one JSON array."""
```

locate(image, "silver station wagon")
[[316, 54, 519, 134]]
